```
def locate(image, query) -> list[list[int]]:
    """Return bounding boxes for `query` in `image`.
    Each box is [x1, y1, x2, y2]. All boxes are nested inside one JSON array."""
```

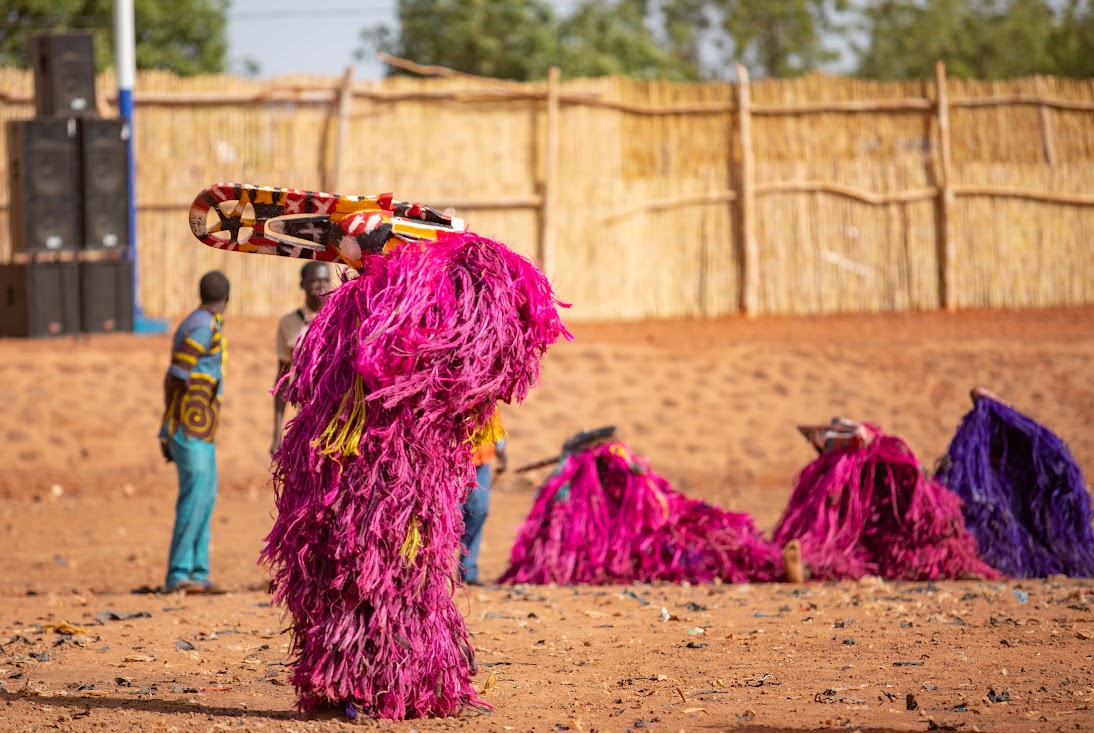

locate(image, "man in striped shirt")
[[159, 271, 230, 594]]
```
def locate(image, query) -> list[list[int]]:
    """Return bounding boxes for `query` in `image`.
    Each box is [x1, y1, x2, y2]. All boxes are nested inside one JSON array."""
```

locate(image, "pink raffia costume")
[[773, 418, 997, 582], [262, 233, 568, 718], [500, 438, 783, 585], [183, 184, 569, 720]]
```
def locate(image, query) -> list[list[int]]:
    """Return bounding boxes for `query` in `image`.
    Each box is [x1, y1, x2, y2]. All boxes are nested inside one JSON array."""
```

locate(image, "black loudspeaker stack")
[[78, 118, 131, 253], [6, 117, 80, 255], [29, 32, 98, 117], [0, 262, 79, 338], [2, 32, 134, 338]]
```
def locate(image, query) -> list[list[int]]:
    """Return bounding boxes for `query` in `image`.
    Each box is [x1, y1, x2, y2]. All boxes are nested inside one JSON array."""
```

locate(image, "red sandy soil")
[[0, 306, 1092, 732]]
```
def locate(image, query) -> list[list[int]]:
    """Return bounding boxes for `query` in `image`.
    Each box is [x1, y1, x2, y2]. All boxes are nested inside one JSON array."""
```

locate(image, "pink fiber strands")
[[500, 442, 783, 585], [772, 426, 998, 582], [262, 233, 569, 719]]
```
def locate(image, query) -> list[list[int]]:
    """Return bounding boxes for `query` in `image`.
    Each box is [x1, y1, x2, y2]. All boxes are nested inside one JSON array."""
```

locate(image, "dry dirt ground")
[[1, 307, 1093, 733]]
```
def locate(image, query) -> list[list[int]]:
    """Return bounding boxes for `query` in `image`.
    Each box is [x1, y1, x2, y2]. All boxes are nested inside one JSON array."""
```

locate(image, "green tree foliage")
[[359, 0, 1093, 82], [721, 0, 848, 77], [1048, 0, 1094, 77], [660, 0, 849, 78], [359, 0, 697, 81], [660, 0, 710, 75], [857, 0, 1094, 79], [362, 0, 561, 80], [558, 0, 698, 80], [0, 0, 228, 76]]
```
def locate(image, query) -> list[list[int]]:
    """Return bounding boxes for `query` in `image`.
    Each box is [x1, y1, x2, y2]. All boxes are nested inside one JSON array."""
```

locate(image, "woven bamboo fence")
[[0, 64, 1091, 320]]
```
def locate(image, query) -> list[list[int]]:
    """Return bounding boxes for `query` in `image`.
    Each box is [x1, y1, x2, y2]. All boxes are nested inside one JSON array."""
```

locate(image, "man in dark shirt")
[[271, 261, 331, 454]]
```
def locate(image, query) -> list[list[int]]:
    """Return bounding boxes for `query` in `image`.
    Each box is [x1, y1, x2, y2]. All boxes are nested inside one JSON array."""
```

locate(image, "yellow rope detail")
[[400, 515, 423, 564], [312, 376, 368, 458], [468, 409, 506, 449]]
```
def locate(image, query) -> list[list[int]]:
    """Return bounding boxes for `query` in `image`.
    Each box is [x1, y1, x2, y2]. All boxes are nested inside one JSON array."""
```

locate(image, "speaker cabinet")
[[79, 119, 130, 251], [80, 260, 134, 333], [6, 118, 80, 255], [29, 32, 98, 117], [0, 262, 80, 338]]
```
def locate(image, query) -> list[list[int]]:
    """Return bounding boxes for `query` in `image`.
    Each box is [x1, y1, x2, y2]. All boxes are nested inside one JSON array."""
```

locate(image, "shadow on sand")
[[0, 689, 295, 722]]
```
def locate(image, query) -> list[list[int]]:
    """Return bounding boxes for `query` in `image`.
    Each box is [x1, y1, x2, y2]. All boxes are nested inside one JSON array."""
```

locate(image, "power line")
[[0, 6, 395, 29]]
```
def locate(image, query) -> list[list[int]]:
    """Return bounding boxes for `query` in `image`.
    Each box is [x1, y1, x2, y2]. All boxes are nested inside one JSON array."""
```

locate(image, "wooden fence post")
[[325, 66, 354, 193], [736, 64, 758, 316], [1034, 76, 1056, 165], [935, 60, 956, 311], [539, 66, 560, 280]]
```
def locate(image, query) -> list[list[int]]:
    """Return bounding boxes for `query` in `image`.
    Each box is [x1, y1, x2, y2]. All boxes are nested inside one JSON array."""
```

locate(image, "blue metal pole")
[[119, 88, 139, 318]]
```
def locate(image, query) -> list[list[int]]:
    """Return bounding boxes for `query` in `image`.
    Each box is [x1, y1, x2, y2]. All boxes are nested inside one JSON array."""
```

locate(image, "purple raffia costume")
[[936, 389, 1094, 578]]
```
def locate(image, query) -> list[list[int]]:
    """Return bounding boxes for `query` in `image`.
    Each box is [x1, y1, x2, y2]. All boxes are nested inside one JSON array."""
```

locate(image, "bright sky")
[[225, 1, 399, 79], [225, 0, 589, 80]]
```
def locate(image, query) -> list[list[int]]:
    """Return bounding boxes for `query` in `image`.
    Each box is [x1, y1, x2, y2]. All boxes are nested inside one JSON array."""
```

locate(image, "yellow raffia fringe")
[[610, 444, 667, 517], [400, 515, 423, 564], [312, 377, 368, 458], [468, 409, 506, 449]]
